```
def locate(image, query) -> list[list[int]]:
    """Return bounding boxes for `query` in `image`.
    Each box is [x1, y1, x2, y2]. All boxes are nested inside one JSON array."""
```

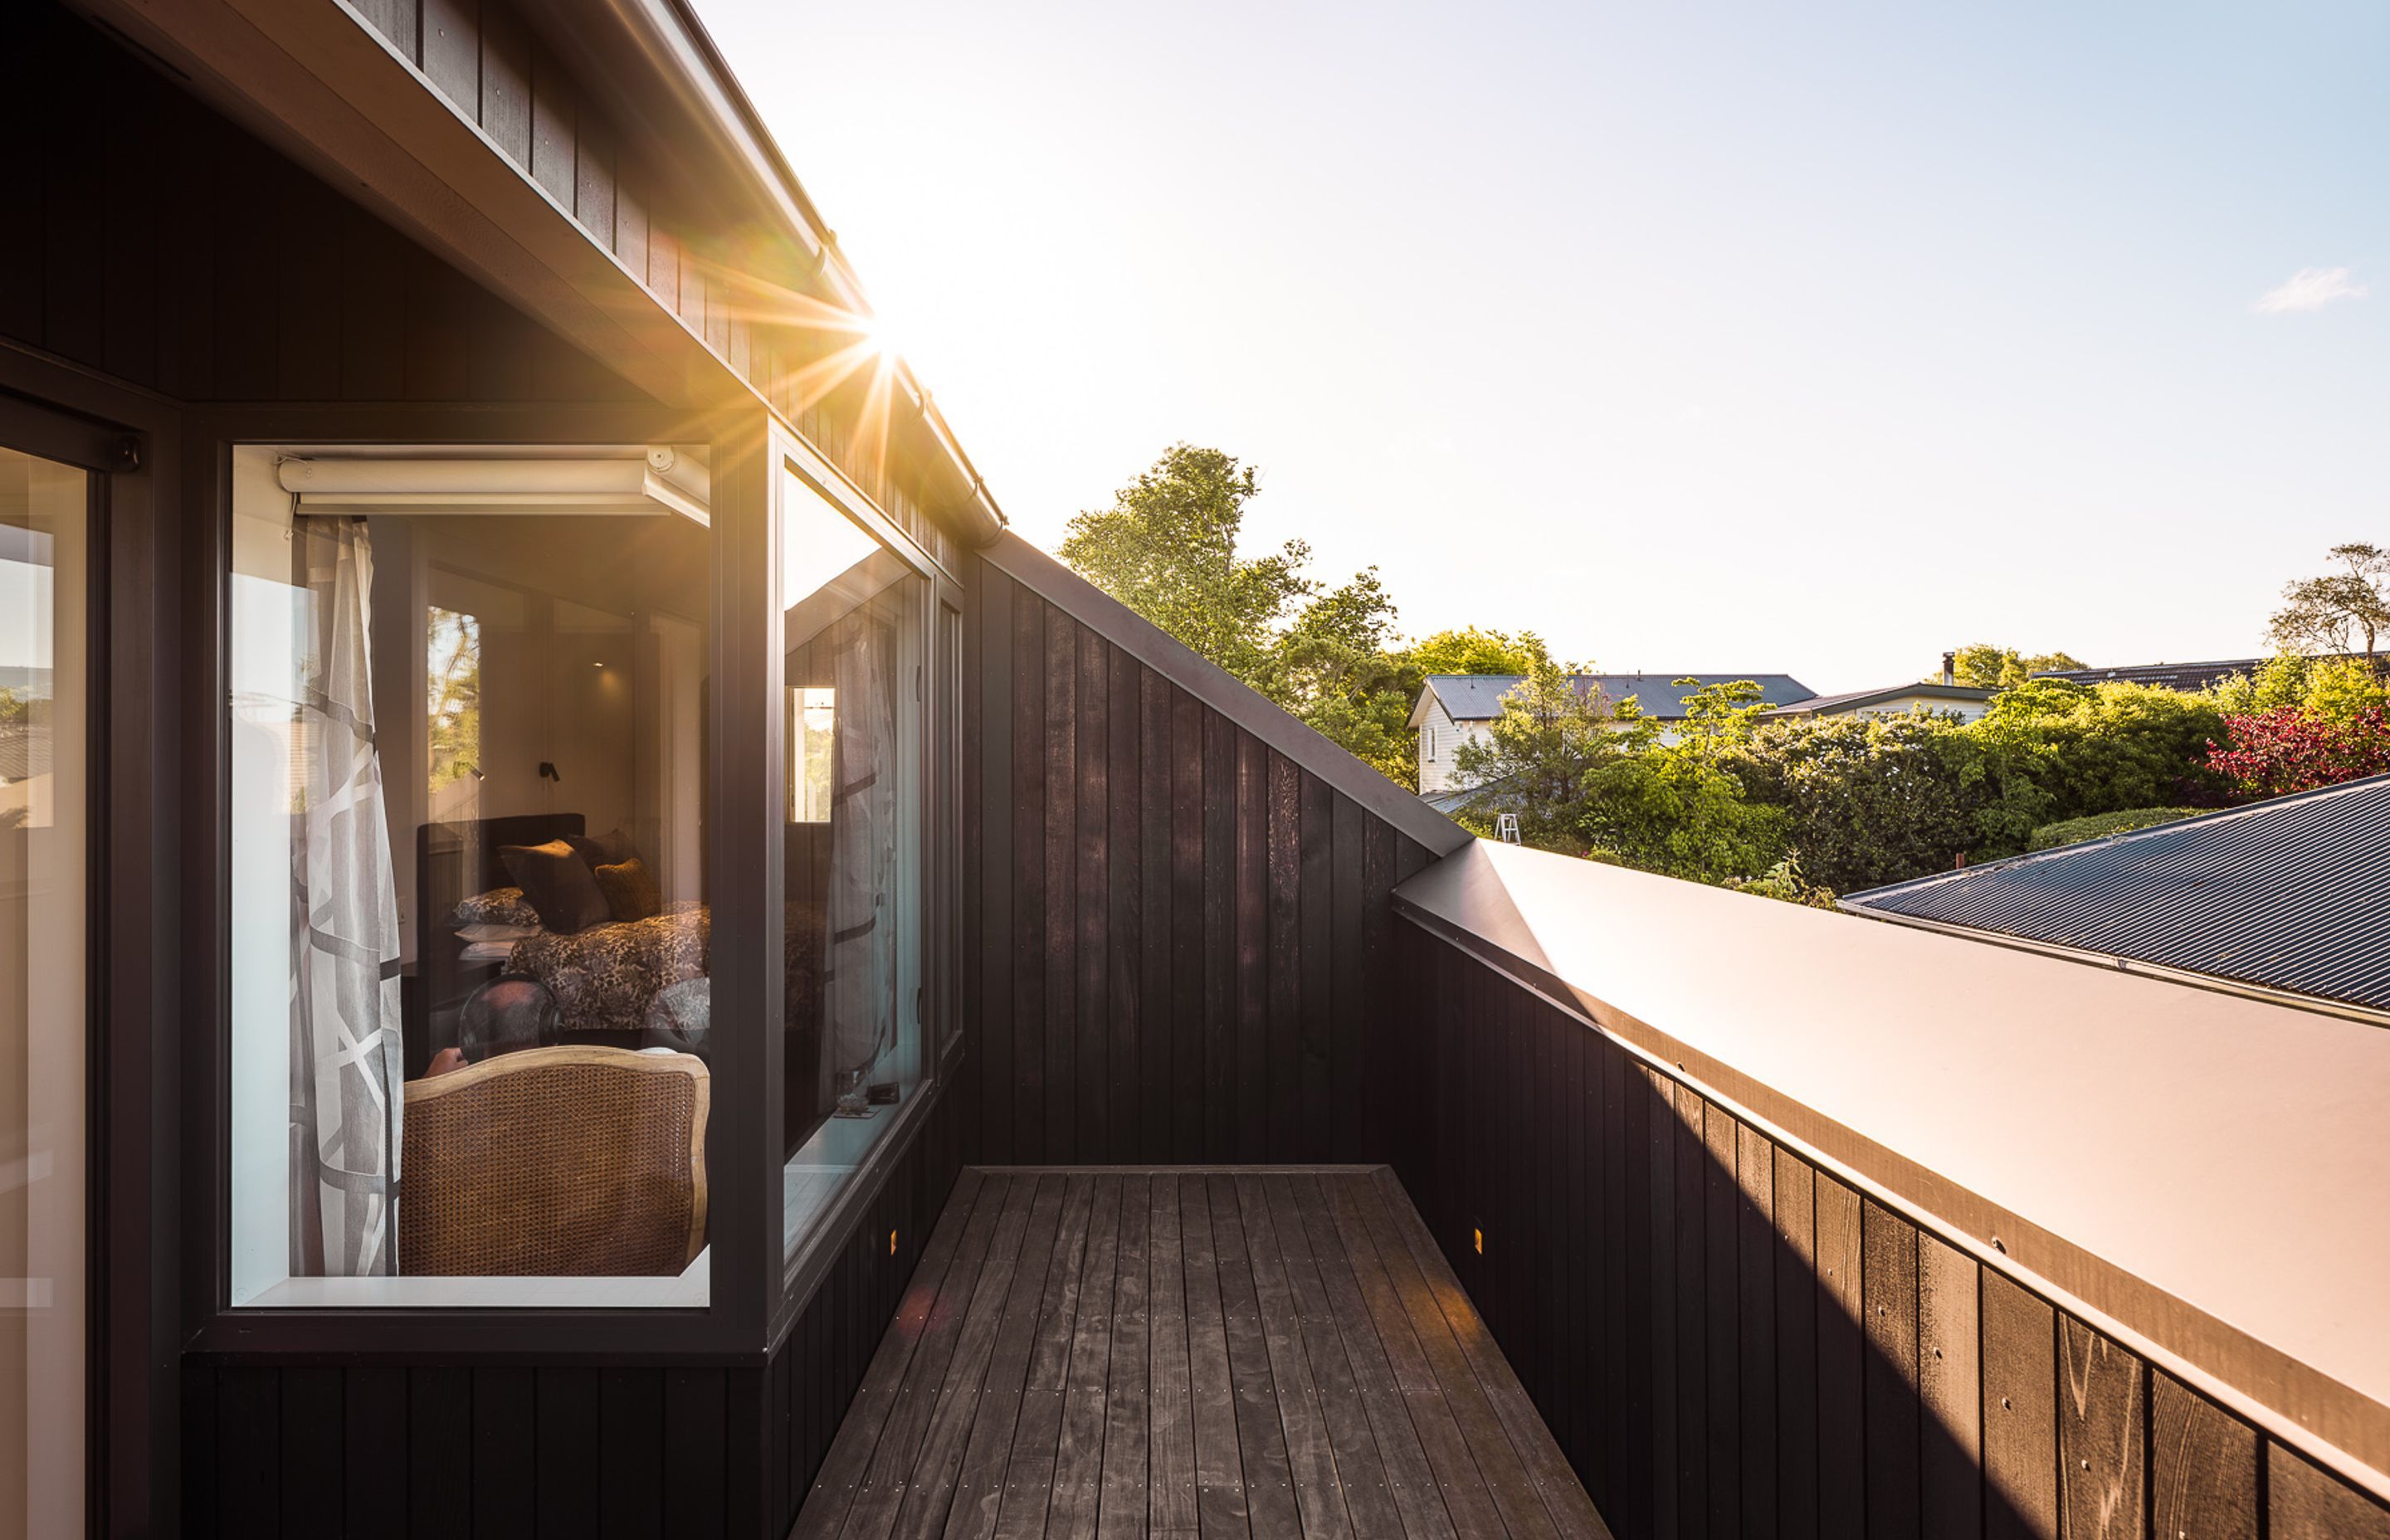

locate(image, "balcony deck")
[[793, 1167, 1607, 1539]]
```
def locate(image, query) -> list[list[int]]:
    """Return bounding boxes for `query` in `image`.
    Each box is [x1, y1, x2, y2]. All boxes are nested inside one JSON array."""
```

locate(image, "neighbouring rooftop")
[[1841, 774, 2390, 1018]]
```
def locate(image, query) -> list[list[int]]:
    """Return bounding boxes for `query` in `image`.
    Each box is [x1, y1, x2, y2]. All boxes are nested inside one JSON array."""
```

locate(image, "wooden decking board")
[[1048, 1176, 1126, 1539], [1181, 1174, 1252, 1540], [795, 1167, 1603, 1540], [1261, 1173, 1406, 1540], [993, 1177, 1098, 1540], [1325, 1175, 1508, 1540], [797, 1170, 989, 1540], [1209, 1172, 1305, 1538], [1236, 1175, 1355, 1539], [1371, 1171, 1615, 1540], [943, 1177, 1069, 1539], [1293, 1175, 1461, 1540]]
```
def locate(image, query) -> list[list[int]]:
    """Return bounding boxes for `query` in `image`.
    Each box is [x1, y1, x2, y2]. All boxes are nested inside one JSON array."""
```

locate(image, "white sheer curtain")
[[821, 604, 896, 1109], [287, 516, 405, 1275]]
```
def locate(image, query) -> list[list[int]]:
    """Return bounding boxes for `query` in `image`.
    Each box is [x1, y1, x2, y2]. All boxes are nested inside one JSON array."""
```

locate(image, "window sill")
[[232, 1247, 708, 1310]]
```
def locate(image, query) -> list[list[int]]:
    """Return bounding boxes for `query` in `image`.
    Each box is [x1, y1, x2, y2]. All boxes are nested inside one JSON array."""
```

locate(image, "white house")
[[1410, 671, 1817, 796]]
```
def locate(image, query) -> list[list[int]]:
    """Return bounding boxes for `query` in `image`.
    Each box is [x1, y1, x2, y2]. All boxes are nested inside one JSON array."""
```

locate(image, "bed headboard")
[[417, 811, 588, 931], [411, 812, 586, 1075]]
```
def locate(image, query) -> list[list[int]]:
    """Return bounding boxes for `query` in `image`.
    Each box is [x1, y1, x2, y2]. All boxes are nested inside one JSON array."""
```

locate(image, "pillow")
[[592, 855, 662, 923], [567, 826, 641, 870], [450, 886, 542, 932], [454, 921, 542, 944], [497, 840, 612, 934]]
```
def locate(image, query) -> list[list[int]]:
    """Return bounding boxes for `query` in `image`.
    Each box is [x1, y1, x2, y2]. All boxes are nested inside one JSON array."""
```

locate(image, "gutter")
[[540, 0, 1009, 545]]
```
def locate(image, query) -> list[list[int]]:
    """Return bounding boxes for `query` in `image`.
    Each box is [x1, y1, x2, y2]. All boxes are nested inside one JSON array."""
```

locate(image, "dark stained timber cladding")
[[3, 4, 648, 406], [179, 1083, 963, 1540], [1379, 928, 2390, 1540], [2057, 1318, 2144, 1540], [960, 563, 1425, 1166]]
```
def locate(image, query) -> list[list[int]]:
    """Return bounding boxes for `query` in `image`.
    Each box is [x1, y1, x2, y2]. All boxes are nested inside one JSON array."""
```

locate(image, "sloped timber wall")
[[1387, 927, 2390, 1540], [961, 542, 1458, 1167]]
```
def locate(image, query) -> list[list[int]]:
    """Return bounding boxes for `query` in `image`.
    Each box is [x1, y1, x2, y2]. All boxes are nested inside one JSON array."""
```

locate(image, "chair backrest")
[[399, 1045, 708, 1277]]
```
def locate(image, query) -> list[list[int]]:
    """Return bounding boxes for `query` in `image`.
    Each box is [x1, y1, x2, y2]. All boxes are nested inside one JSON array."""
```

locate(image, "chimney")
[[1940, 651, 1956, 687]]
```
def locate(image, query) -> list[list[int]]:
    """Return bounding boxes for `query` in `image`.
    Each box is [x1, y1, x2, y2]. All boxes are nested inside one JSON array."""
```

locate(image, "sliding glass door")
[[0, 445, 88, 1540]]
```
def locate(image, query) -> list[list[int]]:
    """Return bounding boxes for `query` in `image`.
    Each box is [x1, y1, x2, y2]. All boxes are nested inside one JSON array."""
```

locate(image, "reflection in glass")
[[782, 468, 926, 1254], [228, 446, 712, 1305], [0, 446, 85, 1538]]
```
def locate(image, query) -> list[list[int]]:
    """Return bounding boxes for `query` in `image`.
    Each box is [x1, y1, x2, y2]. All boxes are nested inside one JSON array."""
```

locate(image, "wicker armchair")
[[399, 1045, 709, 1277]]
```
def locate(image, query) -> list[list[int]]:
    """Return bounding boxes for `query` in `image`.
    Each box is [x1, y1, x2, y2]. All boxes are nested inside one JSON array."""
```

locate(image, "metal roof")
[[1420, 671, 1816, 722], [2027, 655, 2390, 693], [1841, 776, 2390, 1017], [1757, 681, 1996, 718]]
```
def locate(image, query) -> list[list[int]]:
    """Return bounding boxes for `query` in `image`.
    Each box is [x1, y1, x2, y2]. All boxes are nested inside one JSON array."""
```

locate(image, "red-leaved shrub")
[[2205, 706, 2390, 799]]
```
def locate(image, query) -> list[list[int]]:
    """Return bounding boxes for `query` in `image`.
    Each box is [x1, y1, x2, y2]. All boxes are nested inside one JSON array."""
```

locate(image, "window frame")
[[188, 402, 775, 1358], [767, 426, 957, 1320]]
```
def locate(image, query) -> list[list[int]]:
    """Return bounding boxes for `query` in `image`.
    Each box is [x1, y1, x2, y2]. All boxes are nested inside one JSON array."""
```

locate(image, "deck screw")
[[2001, 1396, 2012, 1410], [1992, 1235, 2007, 1253]]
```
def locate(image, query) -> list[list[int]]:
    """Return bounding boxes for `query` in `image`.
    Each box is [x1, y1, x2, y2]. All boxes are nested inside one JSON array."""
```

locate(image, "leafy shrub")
[[2027, 807, 2204, 850], [2206, 706, 2390, 798]]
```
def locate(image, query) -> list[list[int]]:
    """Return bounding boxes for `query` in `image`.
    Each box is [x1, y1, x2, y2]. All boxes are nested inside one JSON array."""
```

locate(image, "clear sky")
[[699, 0, 2387, 693]]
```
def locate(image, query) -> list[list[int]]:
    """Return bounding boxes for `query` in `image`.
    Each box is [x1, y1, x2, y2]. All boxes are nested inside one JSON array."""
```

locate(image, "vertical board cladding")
[[1389, 924, 2386, 1540], [961, 559, 1436, 1165], [183, 1079, 963, 1540], [3, 3, 647, 407]]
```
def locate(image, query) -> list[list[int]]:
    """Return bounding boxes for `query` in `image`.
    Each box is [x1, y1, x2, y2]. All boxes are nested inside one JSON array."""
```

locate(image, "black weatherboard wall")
[[961, 539, 1456, 1168], [1383, 929, 2390, 1540]]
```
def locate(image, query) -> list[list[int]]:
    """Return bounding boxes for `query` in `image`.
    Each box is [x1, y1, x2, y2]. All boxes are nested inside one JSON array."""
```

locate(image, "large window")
[[228, 446, 714, 1306], [779, 462, 929, 1258], [0, 446, 87, 1537]]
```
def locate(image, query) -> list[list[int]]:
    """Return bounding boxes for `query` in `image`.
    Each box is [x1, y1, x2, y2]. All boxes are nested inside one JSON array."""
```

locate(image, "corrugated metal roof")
[[1842, 776, 2390, 1016], [2030, 655, 2384, 693], [1422, 671, 1816, 722]]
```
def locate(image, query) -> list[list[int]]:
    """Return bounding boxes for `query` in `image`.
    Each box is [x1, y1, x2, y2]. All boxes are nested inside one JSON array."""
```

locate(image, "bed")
[[417, 814, 830, 1152]]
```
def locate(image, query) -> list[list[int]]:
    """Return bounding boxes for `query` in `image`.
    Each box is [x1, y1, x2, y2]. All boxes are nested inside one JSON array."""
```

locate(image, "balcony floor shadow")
[[793, 1166, 1610, 1539]]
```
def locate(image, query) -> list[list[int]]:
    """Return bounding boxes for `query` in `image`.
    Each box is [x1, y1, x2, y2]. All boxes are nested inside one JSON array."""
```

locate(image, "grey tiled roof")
[[1842, 776, 2390, 1016]]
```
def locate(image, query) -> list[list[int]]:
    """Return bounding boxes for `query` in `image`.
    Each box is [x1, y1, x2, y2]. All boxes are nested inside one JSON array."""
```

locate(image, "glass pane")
[[781, 466, 927, 1258], [228, 446, 713, 1306], [0, 446, 86, 1537]]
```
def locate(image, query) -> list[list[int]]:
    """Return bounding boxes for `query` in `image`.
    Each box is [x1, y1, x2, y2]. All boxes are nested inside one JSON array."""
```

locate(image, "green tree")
[[1393, 626, 1553, 680], [1573, 678, 1792, 883], [1946, 643, 2086, 689], [1966, 678, 2227, 847], [2269, 542, 2390, 659], [1057, 445, 1317, 683], [2210, 652, 2390, 724], [1726, 714, 1985, 894], [1448, 659, 1622, 850], [1266, 567, 1413, 782]]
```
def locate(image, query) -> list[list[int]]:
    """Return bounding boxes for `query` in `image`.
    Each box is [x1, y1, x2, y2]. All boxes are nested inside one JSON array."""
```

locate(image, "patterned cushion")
[[450, 886, 542, 932]]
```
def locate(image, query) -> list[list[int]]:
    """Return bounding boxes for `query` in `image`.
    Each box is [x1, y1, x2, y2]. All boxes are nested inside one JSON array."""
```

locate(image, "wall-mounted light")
[[1473, 1226, 1485, 1256], [889, 1229, 899, 1257]]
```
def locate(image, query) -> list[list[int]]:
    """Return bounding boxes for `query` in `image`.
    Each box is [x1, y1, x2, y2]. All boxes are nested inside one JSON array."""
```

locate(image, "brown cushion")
[[568, 826, 640, 870], [498, 840, 611, 934], [592, 855, 662, 923]]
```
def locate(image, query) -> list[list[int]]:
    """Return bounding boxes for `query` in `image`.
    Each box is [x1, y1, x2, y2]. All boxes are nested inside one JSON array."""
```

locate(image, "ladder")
[[1495, 813, 1521, 845]]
